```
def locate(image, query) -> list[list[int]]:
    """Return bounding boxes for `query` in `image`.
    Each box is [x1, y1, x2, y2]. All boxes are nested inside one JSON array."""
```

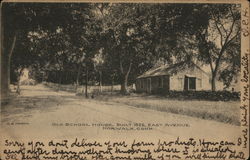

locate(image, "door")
[[189, 77, 196, 90], [184, 76, 196, 91], [184, 76, 189, 91]]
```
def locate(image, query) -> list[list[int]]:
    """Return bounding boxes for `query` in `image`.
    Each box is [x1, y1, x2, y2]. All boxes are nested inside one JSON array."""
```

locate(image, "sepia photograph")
[[1, 0, 249, 159]]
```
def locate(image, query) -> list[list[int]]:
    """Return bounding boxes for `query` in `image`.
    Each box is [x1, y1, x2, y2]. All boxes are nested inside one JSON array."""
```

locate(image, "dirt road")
[[1, 84, 241, 142]]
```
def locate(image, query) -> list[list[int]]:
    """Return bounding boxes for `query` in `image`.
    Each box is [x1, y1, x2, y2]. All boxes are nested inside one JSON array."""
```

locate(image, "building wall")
[[20, 68, 30, 82], [136, 75, 170, 93], [135, 78, 147, 92], [150, 75, 169, 93], [169, 67, 211, 91], [136, 66, 239, 93]]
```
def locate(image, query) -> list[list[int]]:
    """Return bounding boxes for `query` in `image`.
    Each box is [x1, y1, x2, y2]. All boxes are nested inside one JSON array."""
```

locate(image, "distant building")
[[19, 68, 36, 85], [135, 62, 238, 93], [19, 68, 30, 83]]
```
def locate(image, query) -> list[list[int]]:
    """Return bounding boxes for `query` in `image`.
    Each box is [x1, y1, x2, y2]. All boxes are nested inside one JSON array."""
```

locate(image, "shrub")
[[164, 90, 240, 101], [151, 88, 168, 95]]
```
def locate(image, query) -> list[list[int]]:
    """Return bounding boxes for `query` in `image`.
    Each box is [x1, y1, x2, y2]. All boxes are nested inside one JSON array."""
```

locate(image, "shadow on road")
[[1, 85, 82, 123]]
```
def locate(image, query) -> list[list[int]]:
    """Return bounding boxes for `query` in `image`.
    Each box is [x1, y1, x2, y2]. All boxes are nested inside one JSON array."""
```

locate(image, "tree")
[[65, 4, 102, 97], [1, 3, 81, 99], [100, 4, 160, 94], [100, 4, 209, 94], [196, 4, 241, 91], [1, 3, 97, 98], [2, 3, 240, 98], [93, 49, 105, 92]]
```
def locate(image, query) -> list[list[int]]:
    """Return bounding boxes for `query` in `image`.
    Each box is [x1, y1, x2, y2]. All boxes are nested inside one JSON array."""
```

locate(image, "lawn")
[[43, 83, 240, 126], [95, 93, 240, 126]]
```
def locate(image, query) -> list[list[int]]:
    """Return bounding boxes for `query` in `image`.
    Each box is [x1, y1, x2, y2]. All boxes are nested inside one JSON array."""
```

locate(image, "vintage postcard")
[[0, 0, 249, 159]]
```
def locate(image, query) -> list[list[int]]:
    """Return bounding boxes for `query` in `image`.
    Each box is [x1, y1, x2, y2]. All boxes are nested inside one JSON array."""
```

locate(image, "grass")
[[43, 83, 240, 126], [95, 93, 240, 126]]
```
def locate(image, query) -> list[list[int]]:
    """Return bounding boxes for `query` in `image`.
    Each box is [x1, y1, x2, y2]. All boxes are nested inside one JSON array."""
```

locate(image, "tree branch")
[[223, 15, 237, 46], [210, 11, 224, 47], [208, 49, 215, 71], [217, 17, 227, 35], [196, 31, 214, 73], [214, 45, 226, 76], [9, 32, 18, 61], [212, 16, 224, 48], [229, 6, 235, 20], [213, 8, 239, 75], [224, 27, 240, 47]]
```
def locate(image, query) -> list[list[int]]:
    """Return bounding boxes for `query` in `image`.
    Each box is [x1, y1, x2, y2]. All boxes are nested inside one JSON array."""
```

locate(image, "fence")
[[44, 82, 122, 94]]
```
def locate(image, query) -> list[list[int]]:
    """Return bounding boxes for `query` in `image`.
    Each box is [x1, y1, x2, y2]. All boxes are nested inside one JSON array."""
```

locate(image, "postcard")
[[1, 0, 249, 159]]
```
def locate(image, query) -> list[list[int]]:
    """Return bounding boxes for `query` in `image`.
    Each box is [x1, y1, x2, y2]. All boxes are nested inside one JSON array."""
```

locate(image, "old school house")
[[135, 62, 232, 93]]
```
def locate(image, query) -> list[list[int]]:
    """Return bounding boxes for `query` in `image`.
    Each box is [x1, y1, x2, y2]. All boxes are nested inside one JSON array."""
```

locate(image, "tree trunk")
[[85, 67, 88, 98], [60, 72, 62, 90], [0, 12, 7, 101], [65, 71, 68, 84], [99, 71, 102, 92], [75, 64, 81, 92], [57, 71, 62, 91], [8, 33, 17, 89], [120, 61, 132, 95], [16, 68, 24, 95], [1, 53, 9, 100], [111, 76, 114, 95], [1, 31, 17, 100], [120, 74, 129, 94], [211, 72, 216, 91], [41, 72, 45, 82]]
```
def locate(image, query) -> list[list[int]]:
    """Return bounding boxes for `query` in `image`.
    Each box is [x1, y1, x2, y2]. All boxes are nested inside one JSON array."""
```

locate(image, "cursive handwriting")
[[2, 137, 247, 160]]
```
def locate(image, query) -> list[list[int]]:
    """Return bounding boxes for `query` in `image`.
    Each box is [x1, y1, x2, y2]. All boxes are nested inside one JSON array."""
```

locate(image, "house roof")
[[137, 61, 209, 79]]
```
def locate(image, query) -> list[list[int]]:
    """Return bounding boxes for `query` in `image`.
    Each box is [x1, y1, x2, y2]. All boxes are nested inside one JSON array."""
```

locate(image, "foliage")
[[195, 4, 241, 90], [2, 3, 241, 95], [151, 90, 240, 101]]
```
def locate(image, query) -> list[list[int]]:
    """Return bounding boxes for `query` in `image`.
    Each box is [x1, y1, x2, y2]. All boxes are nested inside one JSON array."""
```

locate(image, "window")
[[140, 79, 143, 88]]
